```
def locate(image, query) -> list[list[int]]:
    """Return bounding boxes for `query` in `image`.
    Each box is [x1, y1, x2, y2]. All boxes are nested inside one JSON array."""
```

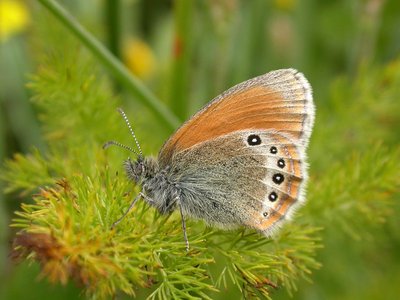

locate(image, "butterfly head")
[[103, 108, 152, 184], [124, 156, 145, 183], [123, 156, 158, 184]]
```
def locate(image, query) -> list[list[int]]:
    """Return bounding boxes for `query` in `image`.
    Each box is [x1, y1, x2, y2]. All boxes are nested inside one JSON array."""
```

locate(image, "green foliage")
[[306, 60, 400, 240], [4, 38, 400, 300], [2, 1, 400, 300], [308, 146, 399, 237], [1, 40, 322, 299]]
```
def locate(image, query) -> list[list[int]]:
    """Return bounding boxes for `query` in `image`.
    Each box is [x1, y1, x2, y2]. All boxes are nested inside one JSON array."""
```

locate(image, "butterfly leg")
[[140, 192, 157, 206], [178, 203, 190, 252], [111, 192, 143, 229]]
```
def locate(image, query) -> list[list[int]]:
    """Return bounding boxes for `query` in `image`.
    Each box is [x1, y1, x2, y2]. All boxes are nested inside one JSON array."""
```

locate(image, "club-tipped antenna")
[[117, 108, 143, 156], [103, 140, 139, 155]]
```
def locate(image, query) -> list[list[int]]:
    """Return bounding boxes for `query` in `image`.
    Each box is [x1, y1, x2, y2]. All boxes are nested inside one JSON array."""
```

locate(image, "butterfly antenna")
[[117, 108, 143, 157], [103, 140, 139, 155]]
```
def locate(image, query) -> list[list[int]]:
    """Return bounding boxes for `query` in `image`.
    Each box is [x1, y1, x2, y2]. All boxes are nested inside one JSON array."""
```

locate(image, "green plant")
[[2, 1, 400, 299]]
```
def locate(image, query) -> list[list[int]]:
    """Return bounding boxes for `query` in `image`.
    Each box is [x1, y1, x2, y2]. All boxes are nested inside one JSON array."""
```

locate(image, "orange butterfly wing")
[[159, 69, 314, 165]]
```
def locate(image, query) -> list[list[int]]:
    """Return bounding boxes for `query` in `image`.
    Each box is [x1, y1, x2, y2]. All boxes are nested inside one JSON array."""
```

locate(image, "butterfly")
[[104, 69, 315, 251]]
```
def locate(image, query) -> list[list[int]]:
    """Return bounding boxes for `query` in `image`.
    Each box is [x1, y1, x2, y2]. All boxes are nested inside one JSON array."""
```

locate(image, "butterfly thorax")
[[124, 156, 180, 214]]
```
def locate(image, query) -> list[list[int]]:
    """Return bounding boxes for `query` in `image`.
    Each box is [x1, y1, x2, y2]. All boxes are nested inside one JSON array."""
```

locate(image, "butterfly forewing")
[[159, 69, 314, 165]]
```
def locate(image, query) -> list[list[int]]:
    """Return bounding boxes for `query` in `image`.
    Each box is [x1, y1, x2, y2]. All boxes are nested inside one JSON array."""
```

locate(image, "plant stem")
[[169, 0, 193, 120], [105, 0, 121, 59], [37, 0, 180, 130]]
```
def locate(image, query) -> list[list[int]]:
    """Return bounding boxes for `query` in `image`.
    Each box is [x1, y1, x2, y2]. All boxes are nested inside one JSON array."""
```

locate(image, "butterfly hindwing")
[[168, 130, 306, 234]]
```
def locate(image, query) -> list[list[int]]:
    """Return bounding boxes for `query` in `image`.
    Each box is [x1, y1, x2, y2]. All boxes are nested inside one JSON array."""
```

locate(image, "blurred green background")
[[1, 0, 399, 299]]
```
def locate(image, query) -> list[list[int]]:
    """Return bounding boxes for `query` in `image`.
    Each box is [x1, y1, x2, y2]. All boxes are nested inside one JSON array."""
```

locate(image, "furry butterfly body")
[[108, 69, 315, 249]]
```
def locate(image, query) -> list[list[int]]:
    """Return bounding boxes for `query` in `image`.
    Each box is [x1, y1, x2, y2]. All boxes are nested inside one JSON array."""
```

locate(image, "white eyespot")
[[247, 134, 261, 146], [268, 192, 278, 202], [272, 173, 284, 185], [277, 159, 285, 168]]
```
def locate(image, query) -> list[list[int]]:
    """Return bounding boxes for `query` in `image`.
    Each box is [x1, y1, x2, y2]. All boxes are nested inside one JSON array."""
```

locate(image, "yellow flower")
[[123, 38, 156, 80], [274, 0, 296, 11], [0, 0, 30, 42]]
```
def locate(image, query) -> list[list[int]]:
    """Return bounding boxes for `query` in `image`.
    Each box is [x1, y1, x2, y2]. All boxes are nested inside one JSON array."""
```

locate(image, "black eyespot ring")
[[272, 173, 284, 184], [247, 134, 261, 146], [268, 192, 278, 202], [277, 159, 285, 168], [270, 146, 278, 154], [263, 212, 268, 217]]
